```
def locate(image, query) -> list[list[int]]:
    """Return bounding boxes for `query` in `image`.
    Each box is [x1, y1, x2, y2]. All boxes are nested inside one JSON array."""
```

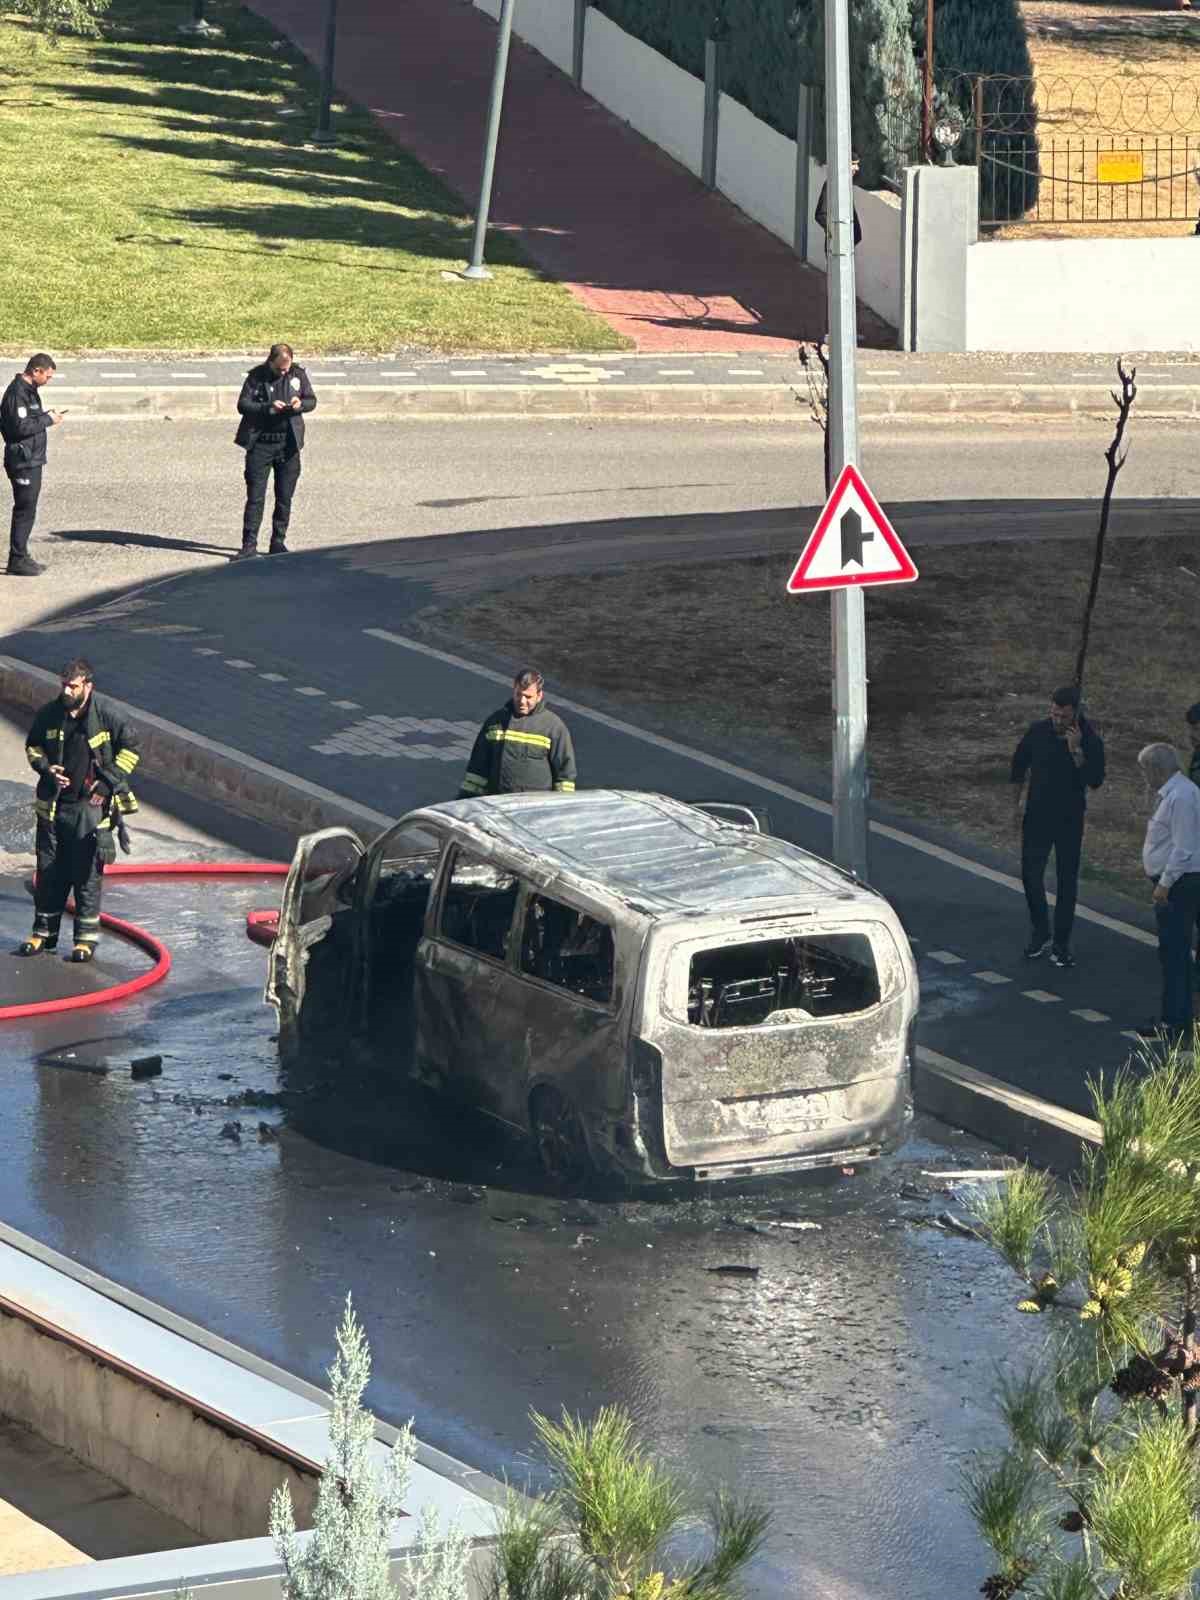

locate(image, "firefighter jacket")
[[458, 700, 577, 798], [235, 363, 317, 452], [1, 374, 53, 472], [26, 693, 141, 831]]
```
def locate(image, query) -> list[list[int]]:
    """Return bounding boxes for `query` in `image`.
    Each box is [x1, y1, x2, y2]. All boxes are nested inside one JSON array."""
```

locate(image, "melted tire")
[[530, 1086, 593, 1189]]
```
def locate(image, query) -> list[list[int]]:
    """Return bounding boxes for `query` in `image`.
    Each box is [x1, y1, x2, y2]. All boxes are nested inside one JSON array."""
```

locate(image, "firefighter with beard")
[[19, 659, 140, 962], [458, 668, 577, 798]]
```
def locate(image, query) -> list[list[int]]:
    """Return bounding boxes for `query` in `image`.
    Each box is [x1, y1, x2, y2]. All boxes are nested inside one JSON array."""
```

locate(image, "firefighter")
[[20, 659, 140, 962], [233, 342, 317, 559], [458, 669, 577, 799], [2, 353, 63, 578]]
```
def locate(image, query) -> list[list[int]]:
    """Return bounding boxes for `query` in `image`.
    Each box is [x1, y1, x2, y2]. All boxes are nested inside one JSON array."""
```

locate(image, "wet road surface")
[[0, 808, 1033, 1599]]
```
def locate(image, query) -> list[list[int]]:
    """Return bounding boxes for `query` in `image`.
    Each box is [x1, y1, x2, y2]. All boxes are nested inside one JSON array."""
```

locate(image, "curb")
[[46, 381, 1200, 422], [914, 1045, 1100, 1175], [2, 649, 1107, 1179], [0, 655, 391, 843]]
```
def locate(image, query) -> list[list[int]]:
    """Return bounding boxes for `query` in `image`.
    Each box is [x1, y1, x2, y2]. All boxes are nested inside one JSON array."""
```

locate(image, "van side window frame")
[[515, 887, 617, 1012], [435, 844, 522, 968]]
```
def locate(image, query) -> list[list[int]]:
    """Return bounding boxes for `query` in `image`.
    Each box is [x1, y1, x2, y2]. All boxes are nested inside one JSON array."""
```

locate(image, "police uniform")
[[1, 372, 53, 570], [458, 699, 577, 798], [234, 362, 317, 554], [22, 694, 140, 958]]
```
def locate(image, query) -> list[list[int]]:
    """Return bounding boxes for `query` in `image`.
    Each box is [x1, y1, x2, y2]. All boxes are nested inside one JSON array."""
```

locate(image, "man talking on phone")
[[1, 354, 63, 578], [233, 343, 316, 560], [1011, 684, 1106, 969]]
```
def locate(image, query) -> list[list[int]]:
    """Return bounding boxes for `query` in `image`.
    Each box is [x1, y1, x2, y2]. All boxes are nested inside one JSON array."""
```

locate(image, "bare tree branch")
[[1073, 357, 1137, 694]]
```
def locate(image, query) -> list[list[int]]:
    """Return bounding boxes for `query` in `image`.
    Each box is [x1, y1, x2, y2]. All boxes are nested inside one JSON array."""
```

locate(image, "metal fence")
[[973, 72, 1200, 227]]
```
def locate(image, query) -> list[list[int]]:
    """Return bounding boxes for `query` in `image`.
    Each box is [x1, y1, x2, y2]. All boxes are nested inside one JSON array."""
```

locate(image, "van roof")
[[426, 791, 874, 918]]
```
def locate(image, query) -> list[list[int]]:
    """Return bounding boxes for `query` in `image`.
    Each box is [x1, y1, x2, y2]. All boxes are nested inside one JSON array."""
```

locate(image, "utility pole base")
[[306, 132, 337, 148], [458, 264, 494, 281], [178, 20, 224, 34]]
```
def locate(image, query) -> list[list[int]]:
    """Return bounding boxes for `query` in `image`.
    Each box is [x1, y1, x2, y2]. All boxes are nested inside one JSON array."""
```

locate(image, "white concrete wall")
[[580, 8, 704, 177], [513, 0, 575, 73], [965, 236, 1200, 352], [714, 92, 796, 245], [805, 160, 903, 329]]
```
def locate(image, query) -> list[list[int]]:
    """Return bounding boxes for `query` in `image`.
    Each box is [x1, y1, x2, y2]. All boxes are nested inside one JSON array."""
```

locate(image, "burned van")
[[265, 791, 917, 1185]]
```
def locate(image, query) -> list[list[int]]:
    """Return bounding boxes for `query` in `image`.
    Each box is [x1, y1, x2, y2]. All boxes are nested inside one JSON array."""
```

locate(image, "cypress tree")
[[797, 0, 922, 187]]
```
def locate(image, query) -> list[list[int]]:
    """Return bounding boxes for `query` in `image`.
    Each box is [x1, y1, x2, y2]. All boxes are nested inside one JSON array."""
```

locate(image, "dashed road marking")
[[1023, 989, 1061, 1004], [657, 368, 694, 376], [1072, 1008, 1110, 1024], [728, 368, 764, 375], [927, 950, 965, 965], [224, 659, 255, 669], [380, 371, 417, 378], [972, 970, 1011, 985], [451, 370, 488, 378], [295, 686, 325, 696], [260, 672, 287, 682], [193, 647, 219, 656], [310, 371, 346, 378], [170, 371, 207, 378], [331, 699, 361, 709]]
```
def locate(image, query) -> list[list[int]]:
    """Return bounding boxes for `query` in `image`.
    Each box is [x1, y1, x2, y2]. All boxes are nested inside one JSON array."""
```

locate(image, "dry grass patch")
[[419, 531, 1200, 906]]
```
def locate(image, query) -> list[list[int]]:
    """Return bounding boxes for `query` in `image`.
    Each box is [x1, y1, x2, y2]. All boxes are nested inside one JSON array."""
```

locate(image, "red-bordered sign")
[[785, 463, 918, 593]]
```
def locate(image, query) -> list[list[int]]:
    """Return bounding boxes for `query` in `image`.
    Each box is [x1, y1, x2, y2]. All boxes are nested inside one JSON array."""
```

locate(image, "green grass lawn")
[[0, 0, 623, 353]]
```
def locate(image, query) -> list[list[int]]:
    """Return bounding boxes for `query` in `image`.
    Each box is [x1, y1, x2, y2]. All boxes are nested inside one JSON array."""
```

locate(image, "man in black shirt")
[[233, 343, 317, 560], [1010, 684, 1105, 969], [1, 353, 63, 577]]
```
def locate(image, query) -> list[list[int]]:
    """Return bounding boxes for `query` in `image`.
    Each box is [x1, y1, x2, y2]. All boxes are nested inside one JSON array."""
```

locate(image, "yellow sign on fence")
[[1096, 150, 1145, 184]]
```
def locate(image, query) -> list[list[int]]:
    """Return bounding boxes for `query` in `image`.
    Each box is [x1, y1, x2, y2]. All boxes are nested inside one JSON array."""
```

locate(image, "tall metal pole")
[[310, 0, 340, 148], [462, 0, 517, 280], [921, 0, 935, 162], [825, 0, 869, 878], [180, 0, 221, 36]]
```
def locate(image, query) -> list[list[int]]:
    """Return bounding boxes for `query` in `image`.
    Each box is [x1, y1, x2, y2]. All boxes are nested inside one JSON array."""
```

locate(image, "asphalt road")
[[0, 751, 1023, 1598], [4, 414, 1199, 638]]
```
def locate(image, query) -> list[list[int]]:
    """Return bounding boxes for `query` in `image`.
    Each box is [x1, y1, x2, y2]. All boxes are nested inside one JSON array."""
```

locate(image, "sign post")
[[824, 0, 869, 879]]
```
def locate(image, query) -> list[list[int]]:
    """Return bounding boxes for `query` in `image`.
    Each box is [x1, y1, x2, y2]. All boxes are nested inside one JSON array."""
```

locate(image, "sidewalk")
[[246, 0, 892, 353]]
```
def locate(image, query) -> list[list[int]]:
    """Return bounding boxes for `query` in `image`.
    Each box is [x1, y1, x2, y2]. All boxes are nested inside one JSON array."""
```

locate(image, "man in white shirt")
[[1138, 742, 1200, 1043]]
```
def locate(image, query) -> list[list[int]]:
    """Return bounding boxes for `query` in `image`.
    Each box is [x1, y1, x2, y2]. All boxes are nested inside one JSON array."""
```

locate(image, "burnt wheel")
[[531, 1087, 592, 1188]]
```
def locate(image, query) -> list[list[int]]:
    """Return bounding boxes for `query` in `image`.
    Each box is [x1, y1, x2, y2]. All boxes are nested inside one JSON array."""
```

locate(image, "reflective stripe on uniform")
[[115, 790, 138, 814], [25, 745, 45, 768], [34, 799, 54, 819], [553, 781, 576, 793], [459, 773, 489, 794], [114, 749, 139, 773], [88, 730, 111, 750], [484, 728, 552, 750]]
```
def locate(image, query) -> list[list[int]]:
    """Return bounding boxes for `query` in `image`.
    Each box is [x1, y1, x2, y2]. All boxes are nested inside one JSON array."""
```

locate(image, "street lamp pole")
[[180, 0, 222, 37], [461, 0, 517, 280], [310, 0, 340, 147], [825, 0, 869, 878]]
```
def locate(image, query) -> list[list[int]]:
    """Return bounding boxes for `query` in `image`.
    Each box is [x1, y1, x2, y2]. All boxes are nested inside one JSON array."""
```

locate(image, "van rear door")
[[647, 920, 913, 1171]]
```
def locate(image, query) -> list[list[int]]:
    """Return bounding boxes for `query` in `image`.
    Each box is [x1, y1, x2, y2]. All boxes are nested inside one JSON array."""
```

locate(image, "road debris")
[[219, 1121, 242, 1142], [706, 1264, 760, 1277], [936, 1210, 984, 1240], [130, 1054, 162, 1080]]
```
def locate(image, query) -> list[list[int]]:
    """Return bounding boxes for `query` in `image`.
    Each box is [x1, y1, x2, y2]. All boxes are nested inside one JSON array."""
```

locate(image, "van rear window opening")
[[686, 935, 879, 1028]]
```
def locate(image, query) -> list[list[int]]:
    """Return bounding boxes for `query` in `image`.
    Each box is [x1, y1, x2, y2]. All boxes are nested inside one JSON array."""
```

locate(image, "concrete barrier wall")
[[0, 1308, 318, 1545], [805, 160, 904, 328], [511, 0, 574, 74], [965, 235, 1200, 352], [580, 8, 704, 176], [714, 92, 796, 244]]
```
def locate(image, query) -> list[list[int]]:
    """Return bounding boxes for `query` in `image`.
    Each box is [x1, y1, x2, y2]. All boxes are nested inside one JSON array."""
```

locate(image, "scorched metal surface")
[[0, 860, 1018, 1600]]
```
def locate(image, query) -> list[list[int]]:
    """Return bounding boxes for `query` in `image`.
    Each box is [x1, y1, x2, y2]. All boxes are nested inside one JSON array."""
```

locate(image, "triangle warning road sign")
[[786, 463, 918, 594]]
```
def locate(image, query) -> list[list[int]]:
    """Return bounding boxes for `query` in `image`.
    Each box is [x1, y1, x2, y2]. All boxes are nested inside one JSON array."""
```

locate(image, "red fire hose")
[[0, 861, 287, 1021]]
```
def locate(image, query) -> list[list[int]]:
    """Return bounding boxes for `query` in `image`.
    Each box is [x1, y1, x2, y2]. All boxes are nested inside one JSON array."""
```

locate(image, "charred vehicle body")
[[265, 791, 918, 1185]]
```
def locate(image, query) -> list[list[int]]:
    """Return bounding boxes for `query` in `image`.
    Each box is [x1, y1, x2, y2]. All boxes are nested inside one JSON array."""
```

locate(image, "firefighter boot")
[[17, 934, 57, 956], [69, 944, 95, 964]]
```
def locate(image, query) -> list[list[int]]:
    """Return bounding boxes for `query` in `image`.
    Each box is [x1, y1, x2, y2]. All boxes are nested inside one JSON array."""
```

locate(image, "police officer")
[[20, 659, 140, 963], [2, 353, 63, 578], [233, 343, 317, 560], [458, 669, 577, 798]]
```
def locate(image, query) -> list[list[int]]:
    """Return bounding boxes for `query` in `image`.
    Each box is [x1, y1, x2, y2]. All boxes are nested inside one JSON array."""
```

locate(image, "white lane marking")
[[362, 630, 1158, 950], [99, 372, 127, 379], [295, 686, 326, 696], [380, 371, 417, 378], [224, 658, 255, 669], [1072, 1008, 1110, 1024], [451, 370, 488, 378], [310, 371, 346, 378], [1121, 1030, 1143, 1042], [972, 970, 1012, 985], [170, 372, 208, 378], [916, 1045, 1102, 1145], [866, 369, 901, 376], [928, 950, 964, 965], [260, 672, 287, 682], [331, 699, 361, 709], [1023, 989, 1061, 1004], [728, 368, 765, 375], [193, 647, 219, 655], [657, 368, 695, 376]]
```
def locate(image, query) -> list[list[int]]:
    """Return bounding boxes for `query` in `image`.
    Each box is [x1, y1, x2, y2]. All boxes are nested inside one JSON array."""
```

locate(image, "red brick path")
[[247, 0, 893, 352]]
